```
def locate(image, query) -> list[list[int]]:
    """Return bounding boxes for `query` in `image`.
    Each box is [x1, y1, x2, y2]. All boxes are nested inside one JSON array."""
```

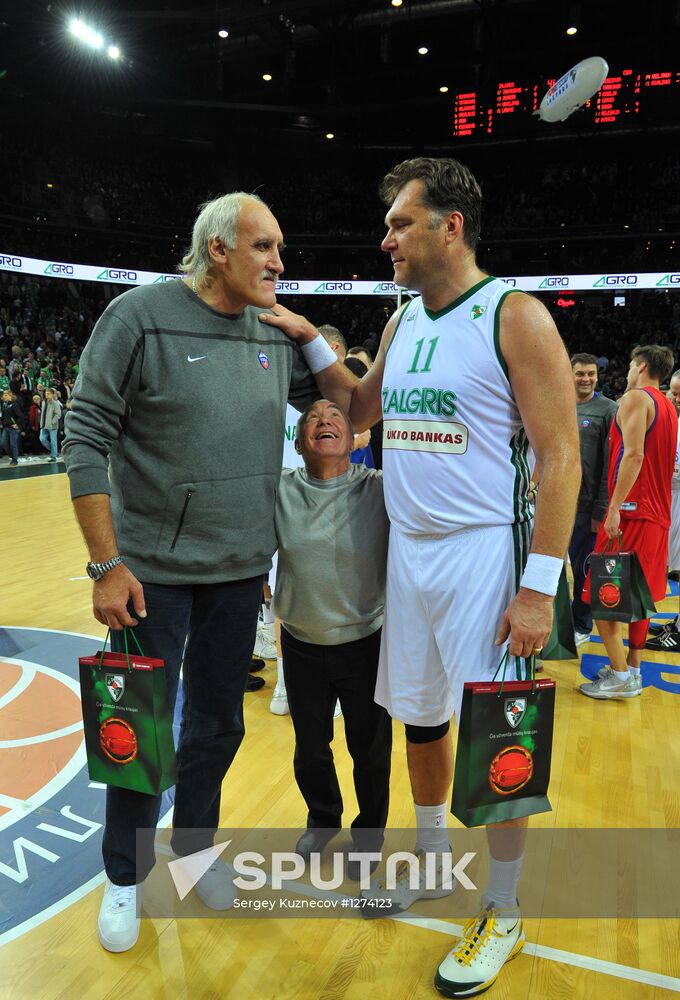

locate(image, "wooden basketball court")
[[1, 465, 679, 998]]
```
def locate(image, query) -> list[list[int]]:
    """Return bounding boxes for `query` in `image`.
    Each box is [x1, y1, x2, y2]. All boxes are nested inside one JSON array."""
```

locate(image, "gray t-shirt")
[[273, 465, 390, 645]]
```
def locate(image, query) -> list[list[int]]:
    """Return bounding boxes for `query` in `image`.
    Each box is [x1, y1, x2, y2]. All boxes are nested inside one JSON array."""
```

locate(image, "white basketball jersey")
[[382, 275, 532, 536]]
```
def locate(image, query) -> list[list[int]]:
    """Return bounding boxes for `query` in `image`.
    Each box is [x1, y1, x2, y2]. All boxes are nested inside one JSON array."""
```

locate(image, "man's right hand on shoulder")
[[93, 564, 147, 630], [258, 303, 319, 345]]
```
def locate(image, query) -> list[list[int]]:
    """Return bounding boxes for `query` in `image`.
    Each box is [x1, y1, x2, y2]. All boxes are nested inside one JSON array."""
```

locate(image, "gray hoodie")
[[63, 280, 319, 584]]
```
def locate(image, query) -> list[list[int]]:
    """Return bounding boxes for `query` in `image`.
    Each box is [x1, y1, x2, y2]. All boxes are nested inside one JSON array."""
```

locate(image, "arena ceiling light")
[[566, 25, 578, 35], [218, 29, 229, 38], [68, 17, 121, 60], [69, 18, 103, 49], [418, 46, 429, 55]]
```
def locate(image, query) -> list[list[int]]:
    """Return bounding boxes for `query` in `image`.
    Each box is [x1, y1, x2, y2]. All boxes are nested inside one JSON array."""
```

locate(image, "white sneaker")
[[270, 679, 289, 715], [360, 848, 455, 917], [435, 904, 525, 997], [333, 699, 342, 719], [580, 671, 642, 699], [574, 630, 591, 646], [98, 878, 141, 952], [194, 858, 237, 910], [253, 622, 277, 660]]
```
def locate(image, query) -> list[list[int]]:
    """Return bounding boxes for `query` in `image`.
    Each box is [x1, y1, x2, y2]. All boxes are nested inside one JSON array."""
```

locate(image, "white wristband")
[[520, 553, 563, 597], [300, 335, 337, 375]]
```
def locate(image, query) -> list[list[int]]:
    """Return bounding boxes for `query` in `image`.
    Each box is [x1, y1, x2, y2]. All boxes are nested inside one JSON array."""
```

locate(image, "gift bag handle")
[[602, 530, 622, 555], [492, 650, 537, 696], [98, 626, 145, 671]]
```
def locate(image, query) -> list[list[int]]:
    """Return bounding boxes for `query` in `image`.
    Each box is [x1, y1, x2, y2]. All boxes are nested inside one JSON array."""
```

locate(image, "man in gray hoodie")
[[63, 191, 357, 953]]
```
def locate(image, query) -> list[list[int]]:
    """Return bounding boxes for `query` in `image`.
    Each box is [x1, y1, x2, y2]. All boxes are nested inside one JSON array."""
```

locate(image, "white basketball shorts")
[[669, 491, 680, 572], [375, 522, 529, 726]]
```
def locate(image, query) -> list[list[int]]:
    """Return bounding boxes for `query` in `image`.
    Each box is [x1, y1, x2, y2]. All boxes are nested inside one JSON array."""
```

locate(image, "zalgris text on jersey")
[[382, 386, 457, 417]]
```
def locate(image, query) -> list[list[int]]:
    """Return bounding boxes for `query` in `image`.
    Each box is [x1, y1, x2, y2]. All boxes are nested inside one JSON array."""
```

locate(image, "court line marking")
[[395, 913, 680, 992], [0, 721, 83, 749], [0, 661, 36, 711], [0, 658, 86, 834], [0, 809, 174, 949], [282, 879, 680, 991]]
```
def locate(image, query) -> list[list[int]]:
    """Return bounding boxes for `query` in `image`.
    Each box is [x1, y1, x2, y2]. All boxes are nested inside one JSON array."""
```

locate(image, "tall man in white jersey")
[[260, 157, 580, 999]]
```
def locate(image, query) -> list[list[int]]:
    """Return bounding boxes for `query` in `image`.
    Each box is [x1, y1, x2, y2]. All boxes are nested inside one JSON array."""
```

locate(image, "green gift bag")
[[78, 628, 177, 795], [451, 654, 555, 828], [588, 533, 656, 623], [542, 565, 578, 659]]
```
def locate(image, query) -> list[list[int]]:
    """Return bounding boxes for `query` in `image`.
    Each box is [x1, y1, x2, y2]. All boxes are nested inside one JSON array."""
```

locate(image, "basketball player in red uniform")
[[581, 345, 677, 699]]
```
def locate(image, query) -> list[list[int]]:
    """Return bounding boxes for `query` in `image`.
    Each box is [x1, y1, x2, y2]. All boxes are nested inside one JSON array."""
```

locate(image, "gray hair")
[[671, 369, 680, 382], [178, 192, 267, 285]]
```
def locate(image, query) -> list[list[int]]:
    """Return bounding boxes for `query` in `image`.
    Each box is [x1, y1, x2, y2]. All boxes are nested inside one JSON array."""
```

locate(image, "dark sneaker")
[[646, 629, 680, 652], [648, 621, 675, 638]]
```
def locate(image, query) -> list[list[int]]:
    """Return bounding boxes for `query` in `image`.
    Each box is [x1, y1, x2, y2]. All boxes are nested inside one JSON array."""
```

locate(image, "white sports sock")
[[273, 657, 286, 696], [612, 669, 630, 681], [483, 854, 524, 910], [629, 666, 641, 677], [414, 802, 449, 854], [262, 601, 275, 625]]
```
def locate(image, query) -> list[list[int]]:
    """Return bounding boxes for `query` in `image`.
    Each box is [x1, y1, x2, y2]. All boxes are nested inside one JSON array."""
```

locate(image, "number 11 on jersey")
[[407, 336, 439, 374]]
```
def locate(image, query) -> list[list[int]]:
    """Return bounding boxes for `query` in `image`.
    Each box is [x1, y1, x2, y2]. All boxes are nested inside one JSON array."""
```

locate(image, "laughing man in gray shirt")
[[274, 398, 392, 879]]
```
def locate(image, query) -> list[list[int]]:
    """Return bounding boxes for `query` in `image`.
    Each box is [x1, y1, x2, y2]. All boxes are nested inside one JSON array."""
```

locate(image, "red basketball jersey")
[[608, 386, 678, 526]]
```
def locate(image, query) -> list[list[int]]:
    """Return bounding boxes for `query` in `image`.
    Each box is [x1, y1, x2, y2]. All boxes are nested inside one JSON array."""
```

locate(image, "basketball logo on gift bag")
[[489, 745, 534, 795]]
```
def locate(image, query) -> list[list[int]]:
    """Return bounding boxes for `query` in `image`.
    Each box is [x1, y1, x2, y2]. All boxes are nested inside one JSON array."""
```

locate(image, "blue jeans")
[[569, 512, 596, 633], [104, 575, 264, 885], [39, 427, 58, 458], [0, 427, 20, 461]]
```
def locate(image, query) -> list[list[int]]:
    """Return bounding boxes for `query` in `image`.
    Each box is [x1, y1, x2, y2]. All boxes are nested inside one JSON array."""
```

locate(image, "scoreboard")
[[452, 68, 680, 138]]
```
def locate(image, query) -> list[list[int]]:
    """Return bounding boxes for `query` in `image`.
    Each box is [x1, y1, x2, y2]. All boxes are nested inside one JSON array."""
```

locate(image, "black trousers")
[[281, 626, 392, 848], [106, 576, 264, 885], [569, 511, 596, 633]]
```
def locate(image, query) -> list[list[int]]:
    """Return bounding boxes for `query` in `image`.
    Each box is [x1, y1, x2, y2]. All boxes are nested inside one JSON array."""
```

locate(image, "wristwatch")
[[86, 555, 124, 581]]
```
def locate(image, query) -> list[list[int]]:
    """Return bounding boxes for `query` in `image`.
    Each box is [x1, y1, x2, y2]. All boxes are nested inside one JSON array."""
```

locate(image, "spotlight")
[[107, 45, 120, 60], [566, 25, 578, 35], [262, 73, 272, 81], [418, 46, 428, 55], [391, 0, 403, 6], [439, 85, 449, 93], [69, 18, 103, 49], [325, 132, 335, 139], [218, 29, 229, 38]]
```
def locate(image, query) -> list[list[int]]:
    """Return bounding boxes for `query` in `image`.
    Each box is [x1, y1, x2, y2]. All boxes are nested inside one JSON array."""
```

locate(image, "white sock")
[[613, 669, 630, 681], [262, 601, 275, 625], [273, 657, 286, 696], [629, 666, 641, 677], [414, 802, 449, 854], [483, 854, 524, 911]]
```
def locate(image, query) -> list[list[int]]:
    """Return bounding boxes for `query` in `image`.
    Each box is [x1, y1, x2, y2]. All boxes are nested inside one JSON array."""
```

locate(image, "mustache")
[[261, 270, 279, 281]]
